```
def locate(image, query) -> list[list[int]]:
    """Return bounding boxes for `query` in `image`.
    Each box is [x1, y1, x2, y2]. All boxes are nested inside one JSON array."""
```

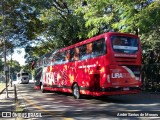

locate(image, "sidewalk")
[[0, 85, 15, 120], [0, 85, 64, 120]]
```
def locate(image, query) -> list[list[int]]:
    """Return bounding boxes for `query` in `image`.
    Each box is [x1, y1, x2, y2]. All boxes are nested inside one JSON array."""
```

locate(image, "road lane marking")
[[23, 97, 74, 120]]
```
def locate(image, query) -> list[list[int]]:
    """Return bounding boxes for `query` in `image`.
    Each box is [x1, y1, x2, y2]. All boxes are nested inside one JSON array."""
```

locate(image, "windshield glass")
[[111, 36, 138, 54]]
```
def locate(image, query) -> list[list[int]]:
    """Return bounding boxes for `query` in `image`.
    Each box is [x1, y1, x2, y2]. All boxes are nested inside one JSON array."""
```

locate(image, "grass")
[[15, 101, 25, 112], [15, 101, 27, 120]]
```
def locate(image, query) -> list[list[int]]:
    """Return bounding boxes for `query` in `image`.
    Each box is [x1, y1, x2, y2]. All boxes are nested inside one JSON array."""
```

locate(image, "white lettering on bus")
[[114, 54, 137, 57], [111, 73, 133, 78], [111, 73, 123, 78], [79, 64, 96, 68], [45, 70, 67, 85], [46, 72, 55, 84]]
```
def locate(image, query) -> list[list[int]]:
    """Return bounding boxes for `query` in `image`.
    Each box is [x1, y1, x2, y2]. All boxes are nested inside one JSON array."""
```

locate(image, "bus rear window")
[[111, 36, 138, 54]]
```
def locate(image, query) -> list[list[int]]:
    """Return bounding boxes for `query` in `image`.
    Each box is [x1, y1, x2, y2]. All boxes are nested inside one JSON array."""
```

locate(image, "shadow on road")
[[16, 83, 160, 115], [46, 91, 160, 104]]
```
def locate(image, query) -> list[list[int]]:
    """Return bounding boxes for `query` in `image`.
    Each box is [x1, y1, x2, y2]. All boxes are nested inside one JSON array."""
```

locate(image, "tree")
[[24, 0, 90, 64], [0, 0, 45, 48], [0, 58, 3, 73], [1, 0, 160, 66], [0, 0, 46, 66], [7, 60, 21, 73]]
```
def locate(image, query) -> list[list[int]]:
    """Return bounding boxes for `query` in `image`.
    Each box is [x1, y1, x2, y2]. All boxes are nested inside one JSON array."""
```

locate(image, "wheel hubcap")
[[41, 85, 43, 90], [74, 85, 79, 98]]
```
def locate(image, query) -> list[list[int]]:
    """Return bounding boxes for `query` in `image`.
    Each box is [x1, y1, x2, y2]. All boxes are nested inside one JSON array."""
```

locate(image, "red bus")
[[34, 32, 142, 99]]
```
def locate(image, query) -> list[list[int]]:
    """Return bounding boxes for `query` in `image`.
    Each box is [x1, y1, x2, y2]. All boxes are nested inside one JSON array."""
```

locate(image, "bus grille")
[[115, 57, 136, 63]]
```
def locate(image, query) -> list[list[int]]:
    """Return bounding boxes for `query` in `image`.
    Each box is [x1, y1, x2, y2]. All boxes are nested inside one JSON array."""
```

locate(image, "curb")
[[0, 84, 9, 95]]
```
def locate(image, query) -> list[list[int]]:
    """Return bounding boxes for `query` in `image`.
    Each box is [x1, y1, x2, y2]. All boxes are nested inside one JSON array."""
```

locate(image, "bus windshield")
[[111, 36, 138, 54]]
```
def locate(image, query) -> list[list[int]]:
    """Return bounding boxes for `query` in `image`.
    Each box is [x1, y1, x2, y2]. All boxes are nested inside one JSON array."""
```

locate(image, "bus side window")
[[44, 57, 50, 67], [92, 38, 106, 57], [52, 52, 57, 65], [55, 52, 60, 64], [87, 43, 93, 54], [102, 38, 107, 55], [48, 57, 52, 66], [46, 57, 50, 66], [64, 50, 70, 63], [73, 47, 80, 61], [57, 52, 64, 64], [82, 42, 93, 59], [80, 45, 87, 60], [70, 48, 74, 62], [49, 56, 52, 65], [52, 57, 55, 65], [42, 58, 44, 66]]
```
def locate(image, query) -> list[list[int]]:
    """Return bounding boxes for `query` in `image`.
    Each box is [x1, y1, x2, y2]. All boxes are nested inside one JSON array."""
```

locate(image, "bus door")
[[86, 42, 98, 92], [78, 42, 101, 92], [61, 49, 75, 87], [70, 46, 90, 89], [88, 38, 106, 92], [89, 70, 100, 92], [69, 47, 83, 85]]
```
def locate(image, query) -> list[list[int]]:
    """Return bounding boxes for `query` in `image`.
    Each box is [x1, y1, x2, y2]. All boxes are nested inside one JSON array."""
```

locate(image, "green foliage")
[[0, 59, 3, 73], [0, 0, 45, 47], [1, 0, 160, 67], [75, 0, 160, 51], [24, 0, 90, 64], [7, 60, 21, 73]]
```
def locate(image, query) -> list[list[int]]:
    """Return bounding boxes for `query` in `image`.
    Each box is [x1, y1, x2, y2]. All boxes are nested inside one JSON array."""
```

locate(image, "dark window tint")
[[44, 57, 50, 66], [92, 38, 106, 57], [71, 47, 80, 61], [111, 36, 138, 54], [55, 52, 63, 64], [78, 38, 106, 60], [63, 50, 70, 63], [80, 45, 88, 60], [50, 38, 106, 63], [22, 73, 29, 76]]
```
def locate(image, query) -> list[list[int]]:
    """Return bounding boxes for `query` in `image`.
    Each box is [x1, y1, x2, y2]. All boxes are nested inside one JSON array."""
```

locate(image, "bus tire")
[[73, 83, 81, 99], [40, 83, 46, 93]]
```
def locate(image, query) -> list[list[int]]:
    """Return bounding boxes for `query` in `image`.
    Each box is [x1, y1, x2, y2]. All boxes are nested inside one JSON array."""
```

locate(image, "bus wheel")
[[73, 84, 80, 99], [40, 84, 46, 93]]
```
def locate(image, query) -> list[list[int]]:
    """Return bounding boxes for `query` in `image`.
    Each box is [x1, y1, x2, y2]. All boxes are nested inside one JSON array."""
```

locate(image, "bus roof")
[[35, 32, 139, 68], [59, 32, 139, 52]]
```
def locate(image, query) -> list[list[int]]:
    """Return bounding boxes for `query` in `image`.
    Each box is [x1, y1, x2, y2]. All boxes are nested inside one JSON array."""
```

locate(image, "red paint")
[[34, 32, 142, 97]]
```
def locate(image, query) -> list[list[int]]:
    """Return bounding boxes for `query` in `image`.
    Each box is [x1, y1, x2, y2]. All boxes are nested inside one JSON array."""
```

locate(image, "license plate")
[[123, 87, 129, 90]]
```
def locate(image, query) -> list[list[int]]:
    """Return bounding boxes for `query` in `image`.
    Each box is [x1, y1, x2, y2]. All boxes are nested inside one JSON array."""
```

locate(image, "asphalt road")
[[15, 81, 160, 120]]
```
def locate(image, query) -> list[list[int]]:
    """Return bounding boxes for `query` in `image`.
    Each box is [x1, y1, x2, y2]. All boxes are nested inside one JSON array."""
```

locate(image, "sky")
[[11, 48, 26, 66]]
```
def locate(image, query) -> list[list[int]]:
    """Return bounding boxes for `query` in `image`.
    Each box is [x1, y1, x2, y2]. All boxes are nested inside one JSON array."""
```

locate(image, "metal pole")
[[14, 84, 16, 102], [2, 0, 9, 98], [10, 48, 13, 87], [9, 66, 12, 87]]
